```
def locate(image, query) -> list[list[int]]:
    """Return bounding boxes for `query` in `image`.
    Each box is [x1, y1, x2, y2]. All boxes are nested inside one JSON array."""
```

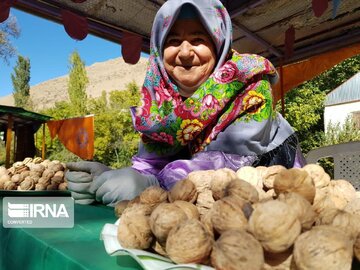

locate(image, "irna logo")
[[7, 202, 69, 218]]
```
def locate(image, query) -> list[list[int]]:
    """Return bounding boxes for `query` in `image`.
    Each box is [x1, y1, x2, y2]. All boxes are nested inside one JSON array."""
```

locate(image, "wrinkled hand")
[[65, 161, 111, 204], [93, 167, 159, 207]]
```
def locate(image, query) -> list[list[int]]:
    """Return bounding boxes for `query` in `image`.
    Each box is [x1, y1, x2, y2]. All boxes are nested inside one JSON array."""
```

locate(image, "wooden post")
[[279, 58, 285, 117], [42, 123, 46, 159], [5, 115, 13, 168]]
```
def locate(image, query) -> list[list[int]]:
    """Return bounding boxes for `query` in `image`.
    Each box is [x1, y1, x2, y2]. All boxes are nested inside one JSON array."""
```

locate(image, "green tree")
[[278, 55, 360, 154], [67, 50, 89, 115], [0, 16, 20, 63], [11, 55, 31, 109]]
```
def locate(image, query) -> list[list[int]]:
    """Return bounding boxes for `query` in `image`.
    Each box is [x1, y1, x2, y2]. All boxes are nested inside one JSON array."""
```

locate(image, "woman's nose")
[[178, 40, 194, 59]]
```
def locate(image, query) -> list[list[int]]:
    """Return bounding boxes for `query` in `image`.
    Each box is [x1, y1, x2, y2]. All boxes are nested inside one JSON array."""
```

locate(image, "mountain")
[[0, 57, 148, 110]]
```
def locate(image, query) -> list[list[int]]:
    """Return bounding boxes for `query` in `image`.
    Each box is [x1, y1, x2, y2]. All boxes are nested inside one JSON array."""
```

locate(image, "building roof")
[[13, 0, 360, 67], [325, 72, 360, 106], [0, 105, 51, 132]]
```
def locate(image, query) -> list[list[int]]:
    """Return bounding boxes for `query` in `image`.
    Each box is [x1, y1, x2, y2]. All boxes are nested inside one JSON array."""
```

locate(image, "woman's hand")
[[65, 161, 111, 204], [93, 168, 159, 206]]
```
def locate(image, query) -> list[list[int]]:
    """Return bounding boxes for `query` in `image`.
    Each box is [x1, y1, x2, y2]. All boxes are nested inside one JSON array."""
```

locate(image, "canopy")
[[3, 0, 360, 98]]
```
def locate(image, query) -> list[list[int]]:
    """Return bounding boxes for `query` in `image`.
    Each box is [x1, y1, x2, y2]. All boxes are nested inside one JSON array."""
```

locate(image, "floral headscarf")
[[131, 0, 278, 156]]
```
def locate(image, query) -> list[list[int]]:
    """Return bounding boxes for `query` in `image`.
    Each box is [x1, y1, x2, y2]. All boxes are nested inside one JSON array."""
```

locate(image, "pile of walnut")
[[115, 164, 360, 270], [0, 157, 67, 191]]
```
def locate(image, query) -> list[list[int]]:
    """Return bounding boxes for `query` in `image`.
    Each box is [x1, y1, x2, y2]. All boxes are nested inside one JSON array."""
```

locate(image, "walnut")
[[35, 183, 47, 191], [225, 179, 259, 204], [10, 174, 24, 184], [117, 204, 153, 249], [20, 170, 31, 179], [273, 168, 315, 204], [262, 165, 287, 190], [293, 225, 353, 270], [315, 208, 360, 241], [168, 179, 197, 203], [18, 177, 35, 191], [302, 164, 331, 188], [211, 195, 249, 234], [0, 166, 8, 176], [166, 219, 212, 264], [149, 203, 188, 246], [58, 182, 68, 191], [0, 174, 11, 189], [195, 190, 215, 217], [51, 171, 64, 184], [211, 230, 264, 270], [38, 177, 51, 186], [114, 200, 129, 217], [48, 162, 65, 172], [278, 192, 316, 231], [327, 180, 357, 208], [211, 168, 238, 200], [344, 198, 360, 215], [248, 200, 301, 253], [140, 186, 168, 208], [186, 169, 215, 192], [42, 169, 55, 179], [46, 183, 59, 190], [236, 166, 263, 189], [200, 209, 215, 239], [30, 164, 46, 174], [4, 180, 16, 190], [172, 200, 199, 220]]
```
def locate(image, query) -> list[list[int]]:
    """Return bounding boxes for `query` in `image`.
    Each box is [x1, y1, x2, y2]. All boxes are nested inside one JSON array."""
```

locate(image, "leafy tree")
[[0, 16, 20, 63], [278, 55, 360, 154], [11, 55, 31, 109], [67, 50, 89, 115], [324, 116, 360, 146]]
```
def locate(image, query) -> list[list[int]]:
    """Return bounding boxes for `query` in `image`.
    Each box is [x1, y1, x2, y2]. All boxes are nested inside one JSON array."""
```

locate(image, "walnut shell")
[[140, 186, 168, 208], [211, 230, 264, 270], [263, 249, 294, 270], [186, 170, 215, 192], [354, 233, 360, 262], [58, 182, 68, 191], [172, 200, 199, 220], [248, 200, 301, 253], [195, 190, 215, 217], [18, 178, 35, 191], [35, 183, 47, 191], [168, 179, 198, 203], [42, 169, 55, 179], [273, 168, 315, 204], [344, 198, 360, 215], [4, 180, 16, 190], [262, 165, 287, 190], [302, 164, 331, 188], [0, 174, 11, 189], [236, 166, 263, 189], [114, 200, 130, 217], [46, 183, 59, 190], [278, 192, 316, 231], [117, 204, 154, 249], [211, 168, 239, 200], [10, 174, 24, 184], [151, 241, 168, 257], [225, 179, 259, 204], [166, 219, 212, 264], [149, 203, 188, 246], [38, 177, 51, 186], [293, 225, 353, 270], [51, 170, 65, 184], [315, 208, 360, 240], [211, 195, 249, 234], [327, 180, 357, 207]]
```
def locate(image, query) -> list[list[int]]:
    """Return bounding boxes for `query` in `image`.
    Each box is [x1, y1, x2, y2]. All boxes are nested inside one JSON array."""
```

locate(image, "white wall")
[[324, 101, 360, 132]]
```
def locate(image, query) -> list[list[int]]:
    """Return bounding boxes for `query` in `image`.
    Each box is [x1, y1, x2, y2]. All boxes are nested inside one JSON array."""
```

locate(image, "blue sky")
[[0, 8, 148, 97]]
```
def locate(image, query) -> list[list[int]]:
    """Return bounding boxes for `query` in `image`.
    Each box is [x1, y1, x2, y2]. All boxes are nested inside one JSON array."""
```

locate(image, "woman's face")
[[163, 19, 216, 97]]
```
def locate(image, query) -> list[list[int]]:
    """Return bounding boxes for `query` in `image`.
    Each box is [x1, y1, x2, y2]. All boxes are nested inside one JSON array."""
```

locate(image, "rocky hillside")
[[0, 57, 148, 110]]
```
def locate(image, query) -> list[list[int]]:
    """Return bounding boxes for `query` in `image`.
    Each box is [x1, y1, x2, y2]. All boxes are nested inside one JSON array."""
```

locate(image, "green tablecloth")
[[0, 198, 143, 270]]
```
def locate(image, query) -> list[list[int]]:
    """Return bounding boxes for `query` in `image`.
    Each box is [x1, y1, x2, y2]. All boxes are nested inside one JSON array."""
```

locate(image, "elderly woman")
[[66, 0, 306, 206]]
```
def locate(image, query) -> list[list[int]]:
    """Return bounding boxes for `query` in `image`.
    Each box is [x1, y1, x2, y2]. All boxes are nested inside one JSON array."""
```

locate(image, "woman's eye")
[[166, 38, 181, 46]]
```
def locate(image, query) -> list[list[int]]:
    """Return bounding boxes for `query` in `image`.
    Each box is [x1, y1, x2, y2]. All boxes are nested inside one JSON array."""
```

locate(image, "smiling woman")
[[65, 0, 306, 206]]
